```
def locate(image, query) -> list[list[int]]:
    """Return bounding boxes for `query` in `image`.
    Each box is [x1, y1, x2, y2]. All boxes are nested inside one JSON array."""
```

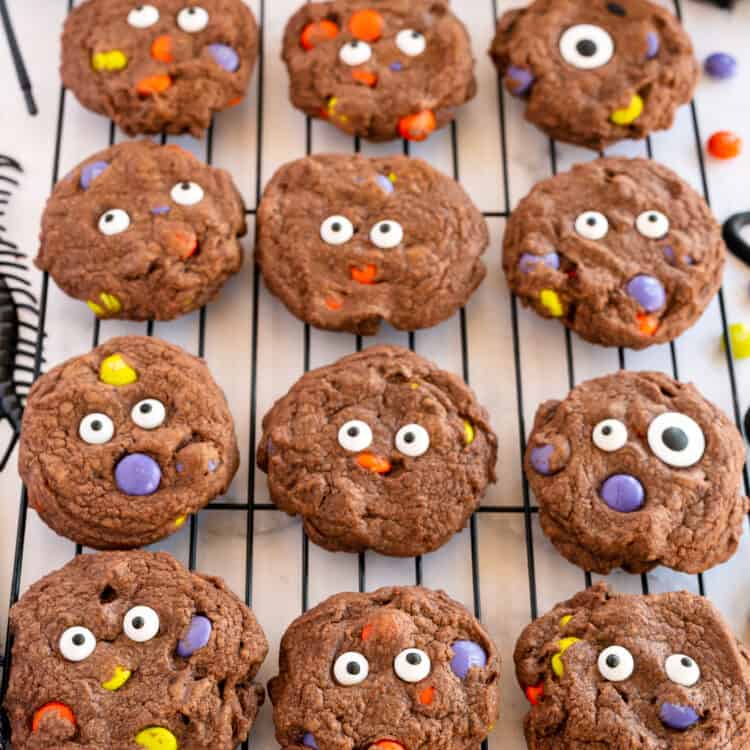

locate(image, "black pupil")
[[140, 403, 152, 414], [105, 213, 114, 222], [91, 420, 102, 431], [406, 652, 421, 665], [181, 182, 190, 190], [607, 2, 627, 14], [662, 426, 689, 452], [602, 425, 612, 436], [606, 654, 620, 668], [411, 31, 420, 38], [188, 7, 196, 13], [681, 657, 693, 667], [380, 223, 391, 234], [404, 432, 415, 443], [346, 661, 361, 675], [332, 222, 342, 232], [649, 214, 658, 222], [587, 217, 597, 226], [577, 39, 598, 57], [72, 633, 85, 646], [347, 426, 359, 437], [132, 616, 145, 629]]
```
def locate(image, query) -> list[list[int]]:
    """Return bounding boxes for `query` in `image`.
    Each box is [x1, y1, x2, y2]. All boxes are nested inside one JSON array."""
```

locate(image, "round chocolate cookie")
[[490, 0, 698, 150], [258, 345, 497, 556], [269, 586, 500, 750], [256, 154, 488, 335], [19, 336, 240, 549], [282, 0, 477, 142], [526, 370, 747, 574], [4, 550, 268, 749], [503, 158, 725, 349], [515, 583, 750, 748], [61, 0, 258, 137], [37, 140, 245, 322]]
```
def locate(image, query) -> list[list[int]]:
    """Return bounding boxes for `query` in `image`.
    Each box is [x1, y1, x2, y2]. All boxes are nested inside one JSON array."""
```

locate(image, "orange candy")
[[418, 686, 435, 705], [351, 264, 377, 284], [349, 9, 384, 42], [636, 311, 659, 336], [325, 297, 343, 311], [370, 742, 405, 750], [398, 110, 437, 142], [136, 74, 173, 95], [352, 69, 378, 87], [708, 130, 742, 160], [356, 453, 392, 474], [525, 684, 544, 705], [150, 35, 174, 63], [300, 19, 339, 50], [32, 702, 76, 733]]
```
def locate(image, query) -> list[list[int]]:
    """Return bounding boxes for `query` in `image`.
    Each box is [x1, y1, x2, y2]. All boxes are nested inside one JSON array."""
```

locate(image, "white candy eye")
[[598, 645, 634, 682], [575, 211, 609, 240], [636, 210, 670, 239], [177, 6, 209, 33], [370, 220, 403, 249], [98, 209, 131, 236], [171, 181, 204, 206], [647, 412, 705, 468], [127, 4, 160, 28], [394, 648, 431, 683], [339, 40, 372, 66], [79, 413, 115, 445], [131, 399, 166, 430], [665, 654, 701, 687], [559, 25, 614, 70], [396, 29, 426, 57], [123, 605, 160, 642], [592, 419, 628, 452], [338, 420, 373, 452], [395, 424, 430, 457], [333, 651, 369, 686], [321, 215, 354, 245], [59, 626, 97, 662]]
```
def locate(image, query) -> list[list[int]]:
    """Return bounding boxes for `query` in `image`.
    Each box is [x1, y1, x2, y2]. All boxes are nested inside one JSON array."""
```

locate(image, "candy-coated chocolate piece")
[[398, 110, 437, 142], [645, 32, 660, 59], [352, 69, 378, 87], [708, 130, 742, 159], [599, 473, 645, 512], [636, 311, 659, 336], [80, 160, 109, 189], [301, 20, 339, 50], [551, 637, 580, 677], [151, 35, 174, 63], [626, 274, 666, 312], [659, 702, 700, 731], [450, 640, 488, 679], [530, 444, 554, 475], [32, 702, 76, 733], [209, 44, 240, 73], [136, 75, 173, 95], [303, 733, 319, 749], [704, 52, 737, 79], [349, 9, 384, 42], [539, 288, 564, 317], [176, 615, 212, 657], [174, 515, 187, 528], [464, 421, 475, 445], [92, 50, 128, 71], [418, 686, 435, 705], [375, 174, 394, 194], [102, 665, 132, 691], [525, 683, 544, 705], [135, 726, 178, 750], [723, 323, 750, 359], [99, 353, 138, 386], [559, 615, 572, 627], [505, 65, 535, 96], [351, 264, 378, 284], [115, 453, 162, 496], [520, 252, 559, 273], [151, 205, 171, 215], [610, 94, 643, 125]]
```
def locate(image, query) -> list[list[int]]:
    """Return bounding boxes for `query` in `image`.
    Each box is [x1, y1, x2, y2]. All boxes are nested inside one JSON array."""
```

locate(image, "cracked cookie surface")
[[19, 335, 240, 549], [257, 345, 497, 556], [269, 586, 500, 750], [525, 370, 747, 574], [4, 550, 268, 750]]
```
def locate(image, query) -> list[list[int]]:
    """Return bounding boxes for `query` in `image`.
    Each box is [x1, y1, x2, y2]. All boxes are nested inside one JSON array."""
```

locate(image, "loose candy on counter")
[[708, 130, 742, 159], [722, 323, 750, 359], [704, 52, 737, 79]]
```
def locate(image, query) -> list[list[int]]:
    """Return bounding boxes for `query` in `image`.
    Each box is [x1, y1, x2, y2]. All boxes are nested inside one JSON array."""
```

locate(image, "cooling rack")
[[0, 0, 749, 748]]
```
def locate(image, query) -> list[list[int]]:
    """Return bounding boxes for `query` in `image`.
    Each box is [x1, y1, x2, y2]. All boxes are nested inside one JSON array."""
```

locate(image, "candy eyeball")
[[98, 209, 131, 236], [123, 605, 160, 642], [338, 420, 373, 452], [171, 181, 205, 206], [177, 6, 209, 33], [597, 645, 634, 682], [370, 220, 404, 249], [127, 5, 160, 28], [559, 25, 615, 70], [665, 654, 701, 687], [321, 215, 354, 245], [396, 29, 426, 57], [59, 626, 97, 662], [339, 40, 372, 66], [575, 211, 609, 240], [131, 399, 166, 430], [395, 424, 430, 457], [333, 651, 369, 686], [647, 412, 705, 468], [394, 648, 431, 683], [79, 413, 115, 445], [592, 418, 628, 452], [636, 210, 670, 239]]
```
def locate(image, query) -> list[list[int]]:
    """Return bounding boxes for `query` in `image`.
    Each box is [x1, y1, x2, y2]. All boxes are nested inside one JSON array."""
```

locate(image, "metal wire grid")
[[0, 0, 748, 748]]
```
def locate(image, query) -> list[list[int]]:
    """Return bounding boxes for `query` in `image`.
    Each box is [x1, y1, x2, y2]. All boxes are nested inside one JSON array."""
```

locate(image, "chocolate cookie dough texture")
[[19, 336, 240, 550], [282, 0, 477, 142], [490, 0, 699, 150], [4, 551, 268, 750], [61, 0, 258, 137], [37, 140, 246, 322], [526, 370, 747, 574], [256, 154, 488, 335], [269, 586, 500, 750], [258, 345, 497, 557], [503, 158, 725, 349], [515, 583, 750, 749]]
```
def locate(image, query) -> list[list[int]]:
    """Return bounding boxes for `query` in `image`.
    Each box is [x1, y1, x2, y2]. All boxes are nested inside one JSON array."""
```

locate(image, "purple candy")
[[151, 205, 171, 215], [530, 444, 554, 476], [506, 66, 535, 97], [80, 161, 109, 190], [645, 32, 660, 60], [209, 43, 240, 73], [626, 275, 666, 312], [519, 252, 560, 274], [599, 474, 644, 513], [390, 61, 403, 72], [115, 453, 161, 496], [663, 246, 693, 266], [176, 615, 212, 657], [176, 463, 185, 474], [375, 174, 394, 194], [450, 641, 488, 679], [704, 52, 737, 80], [659, 702, 700, 731], [207, 459, 218, 473], [302, 733, 319, 750]]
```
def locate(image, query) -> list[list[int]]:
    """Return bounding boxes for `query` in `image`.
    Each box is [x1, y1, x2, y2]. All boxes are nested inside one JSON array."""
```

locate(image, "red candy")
[[525, 684, 544, 705], [708, 131, 742, 160], [300, 20, 339, 50], [32, 702, 76, 733]]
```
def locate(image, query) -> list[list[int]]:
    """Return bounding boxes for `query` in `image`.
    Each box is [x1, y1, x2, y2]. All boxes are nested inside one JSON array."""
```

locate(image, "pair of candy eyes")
[[59, 606, 160, 662], [575, 210, 670, 241], [334, 648, 431, 686], [339, 419, 430, 458], [339, 30, 427, 66], [98, 182, 204, 236], [592, 412, 705, 468], [79, 399, 166, 445], [128, 5, 210, 33], [598, 646, 701, 687], [321, 216, 403, 250]]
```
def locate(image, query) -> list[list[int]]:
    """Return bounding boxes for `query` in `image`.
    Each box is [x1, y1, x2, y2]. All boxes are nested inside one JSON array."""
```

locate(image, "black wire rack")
[[0, 0, 748, 748]]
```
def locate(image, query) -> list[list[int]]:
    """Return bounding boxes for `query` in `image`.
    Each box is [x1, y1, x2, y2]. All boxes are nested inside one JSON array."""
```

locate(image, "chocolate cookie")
[[269, 586, 500, 750], [61, 0, 258, 137], [37, 140, 245, 322], [257, 345, 497, 556], [503, 158, 725, 349], [4, 550, 268, 749], [526, 370, 747, 574], [490, 0, 698, 150], [256, 154, 488, 335], [282, 1, 477, 142], [515, 583, 750, 748], [19, 336, 240, 549]]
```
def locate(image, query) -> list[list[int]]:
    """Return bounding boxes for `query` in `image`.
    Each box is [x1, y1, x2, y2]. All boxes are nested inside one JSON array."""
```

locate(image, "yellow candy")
[[92, 50, 128, 72], [87, 292, 122, 317], [610, 94, 643, 126], [540, 289, 564, 318], [410, 383, 420, 389], [327, 96, 338, 115], [99, 353, 138, 386], [174, 515, 187, 528], [388, 172, 397, 183], [135, 727, 178, 750], [102, 665, 131, 691], [464, 421, 475, 445], [551, 637, 581, 678], [559, 615, 573, 628], [722, 323, 750, 359]]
